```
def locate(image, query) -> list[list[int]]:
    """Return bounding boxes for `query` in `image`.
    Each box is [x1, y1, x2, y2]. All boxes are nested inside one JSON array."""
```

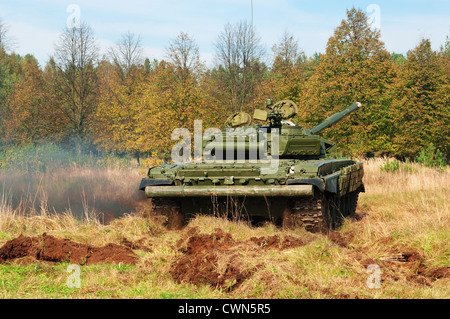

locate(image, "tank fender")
[[139, 178, 173, 190], [286, 178, 325, 192], [322, 171, 341, 194]]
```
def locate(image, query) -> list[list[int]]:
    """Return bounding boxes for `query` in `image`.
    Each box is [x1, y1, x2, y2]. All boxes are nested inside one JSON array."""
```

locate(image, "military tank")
[[139, 99, 364, 232]]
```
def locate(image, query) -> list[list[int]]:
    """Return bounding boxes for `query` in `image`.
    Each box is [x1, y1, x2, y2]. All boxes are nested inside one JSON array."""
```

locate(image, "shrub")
[[380, 158, 400, 172], [416, 144, 447, 170]]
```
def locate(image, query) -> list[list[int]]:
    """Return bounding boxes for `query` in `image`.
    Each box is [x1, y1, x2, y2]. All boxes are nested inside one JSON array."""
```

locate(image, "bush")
[[380, 158, 400, 172], [416, 144, 447, 170]]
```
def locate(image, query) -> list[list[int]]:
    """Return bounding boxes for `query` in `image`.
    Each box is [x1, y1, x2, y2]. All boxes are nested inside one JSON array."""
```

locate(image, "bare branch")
[[213, 20, 265, 111], [165, 32, 201, 82], [109, 31, 144, 77], [272, 30, 301, 68], [0, 19, 16, 52]]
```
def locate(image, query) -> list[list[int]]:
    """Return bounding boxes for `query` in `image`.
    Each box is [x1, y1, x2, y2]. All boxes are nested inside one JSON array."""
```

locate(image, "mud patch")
[[170, 228, 308, 291], [428, 267, 450, 280], [0, 233, 138, 265], [328, 231, 353, 248], [367, 249, 449, 286]]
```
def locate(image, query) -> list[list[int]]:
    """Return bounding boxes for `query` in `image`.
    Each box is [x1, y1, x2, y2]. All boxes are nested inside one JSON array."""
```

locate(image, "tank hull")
[[140, 158, 364, 232]]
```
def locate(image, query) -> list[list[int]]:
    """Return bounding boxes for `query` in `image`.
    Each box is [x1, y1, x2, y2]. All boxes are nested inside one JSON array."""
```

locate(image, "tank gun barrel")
[[310, 102, 362, 135]]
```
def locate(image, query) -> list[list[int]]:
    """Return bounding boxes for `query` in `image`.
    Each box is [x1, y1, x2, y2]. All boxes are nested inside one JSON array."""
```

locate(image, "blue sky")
[[0, 0, 449, 68]]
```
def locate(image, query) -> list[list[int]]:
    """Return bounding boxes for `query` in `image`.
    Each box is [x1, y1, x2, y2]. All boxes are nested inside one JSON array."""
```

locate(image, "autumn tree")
[[93, 58, 153, 163], [157, 34, 209, 159], [258, 31, 309, 106], [52, 21, 99, 153], [2, 55, 46, 144], [439, 34, 450, 80], [95, 32, 207, 162], [272, 30, 301, 69], [299, 8, 397, 156], [94, 31, 148, 162], [165, 32, 202, 84], [108, 31, 144, 80], [0, 53, 20, 145], [391, 38, 449, 159]]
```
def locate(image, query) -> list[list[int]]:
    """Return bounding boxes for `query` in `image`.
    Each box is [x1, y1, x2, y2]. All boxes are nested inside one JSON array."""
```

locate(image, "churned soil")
[[170, 227, 309, 291], [0, 233, 138, 265]]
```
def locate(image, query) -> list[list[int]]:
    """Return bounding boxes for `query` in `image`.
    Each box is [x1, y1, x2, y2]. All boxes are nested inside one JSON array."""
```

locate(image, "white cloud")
[[7, 21, 60, 66]]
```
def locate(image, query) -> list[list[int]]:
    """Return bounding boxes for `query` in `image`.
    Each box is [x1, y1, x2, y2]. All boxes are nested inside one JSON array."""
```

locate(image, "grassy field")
[[0, 158, 448, 299]]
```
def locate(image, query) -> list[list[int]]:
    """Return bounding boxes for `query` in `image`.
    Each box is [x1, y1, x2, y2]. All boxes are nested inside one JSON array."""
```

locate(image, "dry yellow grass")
[[0, 158, 448, 299]]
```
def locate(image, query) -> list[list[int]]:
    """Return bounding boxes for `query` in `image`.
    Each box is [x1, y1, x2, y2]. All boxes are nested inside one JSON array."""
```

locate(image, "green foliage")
[[380, 158, 400, 172], [380, 158, 418, 173], [416, 144, 447, 170], [297, 8, 398, 156]]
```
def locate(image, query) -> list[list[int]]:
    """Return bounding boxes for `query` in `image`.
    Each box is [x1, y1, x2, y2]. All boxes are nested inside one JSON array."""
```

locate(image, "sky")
[[0, 0, 449, 68]]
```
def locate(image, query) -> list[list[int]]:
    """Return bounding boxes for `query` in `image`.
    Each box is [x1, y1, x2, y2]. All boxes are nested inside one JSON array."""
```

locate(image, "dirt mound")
[[170, 228, 248, 291], [170, 228, 308, 291], [0, 233, 138, 265]]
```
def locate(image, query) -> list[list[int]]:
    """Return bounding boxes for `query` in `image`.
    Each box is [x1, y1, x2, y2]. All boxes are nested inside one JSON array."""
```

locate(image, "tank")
[[139, 99, 365, 232]]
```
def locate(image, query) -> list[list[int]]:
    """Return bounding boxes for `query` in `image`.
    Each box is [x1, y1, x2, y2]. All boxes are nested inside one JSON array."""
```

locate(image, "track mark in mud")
[[170, 227, 309, 291], [0, 233, 138, 265]]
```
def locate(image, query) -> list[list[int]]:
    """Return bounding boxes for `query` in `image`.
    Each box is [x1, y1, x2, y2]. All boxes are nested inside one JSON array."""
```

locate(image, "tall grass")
[[0, 157, 448, 299]]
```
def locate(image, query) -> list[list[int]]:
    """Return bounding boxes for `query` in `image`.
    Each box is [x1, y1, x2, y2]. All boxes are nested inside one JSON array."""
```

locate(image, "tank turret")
[[202, 100, 362, 160]]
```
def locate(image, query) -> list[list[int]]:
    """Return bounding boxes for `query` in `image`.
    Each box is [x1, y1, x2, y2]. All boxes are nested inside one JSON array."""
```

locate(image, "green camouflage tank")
[[139, 99, 364, 232]]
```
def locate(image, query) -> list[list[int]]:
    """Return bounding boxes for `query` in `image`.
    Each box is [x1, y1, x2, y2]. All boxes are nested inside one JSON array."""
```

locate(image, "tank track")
[[151, 197, 184, 230], [283, 189, 361, 233], [283, 196, 326, 233], [151, 189, 361, 233]]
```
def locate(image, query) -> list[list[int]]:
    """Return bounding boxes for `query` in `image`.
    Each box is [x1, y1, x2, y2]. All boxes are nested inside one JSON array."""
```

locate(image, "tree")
[[2, 55, 53, 144], [439, 33, 450, 80], [0, 26, 20, 145], [213, 20, 266, 113], [53, 21, 99, 153], [165, 32, 202, 84], [391, 38, 449, 159], [0, 19, 15, 53], [261, 31, 308, 105], [298, 8, 397, 156], [94, 58, 151, 162], [272, 30, 301, 70], [391, 52, 406, 65], [108, 31, 144, 80]]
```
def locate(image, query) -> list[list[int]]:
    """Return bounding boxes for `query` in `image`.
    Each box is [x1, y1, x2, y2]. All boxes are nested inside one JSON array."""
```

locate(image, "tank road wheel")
[[324, 188, 362, 229], [151, 198, 184, 230], [282, 189, 362, 233], [347, 189, 361, 218], [282, 195, 328, 233]]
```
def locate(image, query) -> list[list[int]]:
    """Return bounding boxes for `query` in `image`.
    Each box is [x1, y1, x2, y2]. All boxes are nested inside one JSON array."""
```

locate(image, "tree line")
[[0, 8, 448, 163]]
